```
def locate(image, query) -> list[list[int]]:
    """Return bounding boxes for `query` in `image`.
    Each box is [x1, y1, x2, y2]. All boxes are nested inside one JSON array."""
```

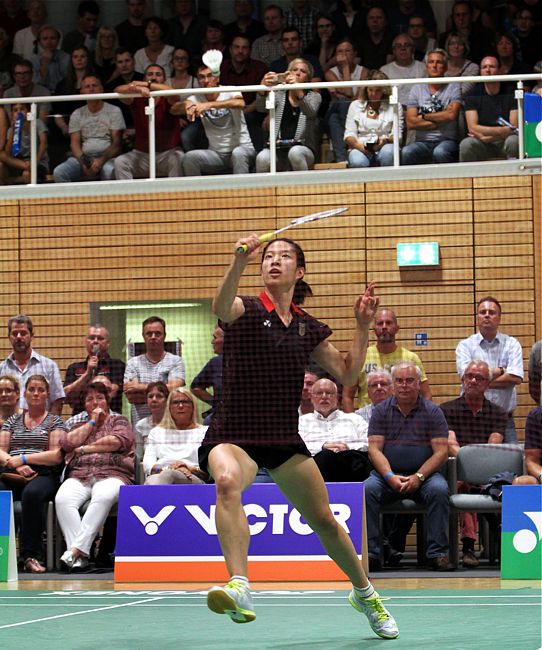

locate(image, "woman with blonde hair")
[[144, 387, 208, 484], [344, 69, 402, 168], [444, 32, 479, 98], [93, 25, 118, 84]]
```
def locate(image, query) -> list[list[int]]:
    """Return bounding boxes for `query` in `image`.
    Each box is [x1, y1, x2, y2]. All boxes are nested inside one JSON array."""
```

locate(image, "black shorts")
[[198, 443, 311, 474]]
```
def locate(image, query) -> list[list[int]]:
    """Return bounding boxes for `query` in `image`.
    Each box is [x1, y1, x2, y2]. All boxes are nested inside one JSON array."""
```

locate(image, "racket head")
[[289, 206, 349, 227]]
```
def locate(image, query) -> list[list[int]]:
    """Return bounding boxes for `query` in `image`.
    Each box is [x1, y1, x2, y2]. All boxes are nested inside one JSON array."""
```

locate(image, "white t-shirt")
[[69, 102, 126, 156]]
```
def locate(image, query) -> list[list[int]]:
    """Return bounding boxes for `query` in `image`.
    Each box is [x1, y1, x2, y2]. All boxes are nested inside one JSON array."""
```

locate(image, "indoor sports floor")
[[1, 579, 541, 649]]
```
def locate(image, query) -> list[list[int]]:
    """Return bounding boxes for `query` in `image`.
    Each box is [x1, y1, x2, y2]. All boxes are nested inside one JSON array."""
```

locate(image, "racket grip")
[[235, 231, 275, 254]]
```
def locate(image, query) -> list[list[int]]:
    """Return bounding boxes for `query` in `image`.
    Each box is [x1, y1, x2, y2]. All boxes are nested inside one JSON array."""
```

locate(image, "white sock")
[[230, 575, 250, 589], [353, 583, 374, 599]]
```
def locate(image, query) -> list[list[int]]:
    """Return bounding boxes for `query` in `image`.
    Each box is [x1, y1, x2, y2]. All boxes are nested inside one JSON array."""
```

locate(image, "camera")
[[364, 132, 379, 150], [419, 95, 444, 115]]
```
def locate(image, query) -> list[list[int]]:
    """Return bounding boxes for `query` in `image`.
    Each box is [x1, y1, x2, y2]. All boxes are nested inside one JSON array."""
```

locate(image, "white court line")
[[0, 596, 162, 630], [1, 602, 541, 609]]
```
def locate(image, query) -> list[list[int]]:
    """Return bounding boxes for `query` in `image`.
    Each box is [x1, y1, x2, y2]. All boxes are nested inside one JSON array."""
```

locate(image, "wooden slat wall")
[[3, 174, 540, 437]]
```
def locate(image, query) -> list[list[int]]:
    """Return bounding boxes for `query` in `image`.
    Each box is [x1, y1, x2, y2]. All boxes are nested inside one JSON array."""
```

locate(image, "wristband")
[[21, 453, 27, 465], [87, 419, 96, 426], [384, 471, 394, 481]]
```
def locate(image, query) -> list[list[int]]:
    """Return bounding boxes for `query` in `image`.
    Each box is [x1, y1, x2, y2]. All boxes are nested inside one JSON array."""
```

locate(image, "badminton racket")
[[236, 206, 349, 254]]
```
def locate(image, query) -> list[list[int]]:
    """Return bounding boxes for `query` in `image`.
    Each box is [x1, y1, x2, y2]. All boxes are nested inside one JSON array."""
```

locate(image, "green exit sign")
[[397, 242, 440, 267]]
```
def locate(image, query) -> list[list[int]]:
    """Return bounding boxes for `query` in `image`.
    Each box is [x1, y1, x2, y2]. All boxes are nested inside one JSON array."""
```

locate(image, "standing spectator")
[[459, 55, 519, 161], [115, 0, 147, 55], [0, 101, 48, 183], [134, 381, 169, 456], [456, 296, 523, 442], [0, 375, 66, 573], [256, 59, 321, 173], [64, 325, 125, 416], [528, 340, 542, 405], [123, 316, 185, 427], [284, 0, 319, 48], [12, 0, 47, 61], [401, 49, 462, 165], [191, 326, 223, 425], [134, 16, 174, 76], [364, 362, 452, 571], [325, 39, 367, 163], [356, 6, 393, 71], [444, 32, 479, 99], [407, 14, 436, 61], [438, 1, 495, 65], [380, 33, 426, 107], [30, 25, 68, 92], [344, 70, 402, 169], [165, 0, 207, 57], [53, 75, 124, 183], [174, 63, 255, 176], [0, 315, 64, 414], [224, 0, 265, 46], [114, 64, 184, 180], [3, 59, 49, 123], [251, 4, 284, 66], [0, 0, 29, 41], [93, 26, 118, 85], [220, 34, 267, 152], [62, 0, 100, 56]]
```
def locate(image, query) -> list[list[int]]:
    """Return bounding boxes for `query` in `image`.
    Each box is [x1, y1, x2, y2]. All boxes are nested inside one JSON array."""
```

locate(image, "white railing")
[[0, 72, 540, 186]]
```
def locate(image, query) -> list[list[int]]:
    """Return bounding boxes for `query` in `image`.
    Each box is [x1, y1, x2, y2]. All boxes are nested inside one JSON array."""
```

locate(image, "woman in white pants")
[[56, 382, 134, 570]]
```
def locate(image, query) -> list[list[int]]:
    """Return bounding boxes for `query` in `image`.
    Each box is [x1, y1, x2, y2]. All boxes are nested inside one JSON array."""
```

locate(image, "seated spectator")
[[30, 25, 69, 92], [380, 34, 426, 107], [115, 0, 146, 54], [364, 362, 452, 571], [344, 69, 402, 168], [0, 0, 29, 41], [0, 374, 66, 573], [386, 0, 437, 38], [438, 1, 495, 65], [459, 55, 519, 162], [0, 375, 21, 426], [495, 31, 534, 87], [299, 377, 371, 482], [284, 0, 319, 47], [114, 64, 184, 180], [356, 6, 394, 71], [529, 339, 542, 405], [251, 4, 284, 66], [53, 75, 125, 183], [134, 16, 174, 77], [174, 63, 255, 176], [62, 0, 100, 56], [444, 32, 479, 99], [170, 47, 197, 89], [54, 47, 94, 141], [513, 406, 542, 485], [56, 382, 134, 571], [93, 25, 118, 85], [0, 101, 48, 183], [256, 58, 321, 173], [12, 0, 47, 61], [224, 0, 265, 46], [65, 375, 120, 434], [402, 49, 461, 165], [355, 368, 393, 423], [220, 35, 268, 152], [0, 27, 21, 95], [325, 39, 367, 163], [304, 13, 340, 75], [165, 0, 207, 56], [407, 14, 436, 62], [300, 367, 319, 415], [134, 381, 169, 457], [513, 6, 541, 68], [269, 26, 323, 82], [190, 326, 223, 425], [144, 387, 208, 484], [441, 360, 506, 567], [331, 0, 367, 43], [3, 59, 50, 123], [201, 19, 227, 59]]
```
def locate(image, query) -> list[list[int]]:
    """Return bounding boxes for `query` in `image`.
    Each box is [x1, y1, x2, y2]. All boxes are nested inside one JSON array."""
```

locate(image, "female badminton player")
[[199, 234, 398, 640]]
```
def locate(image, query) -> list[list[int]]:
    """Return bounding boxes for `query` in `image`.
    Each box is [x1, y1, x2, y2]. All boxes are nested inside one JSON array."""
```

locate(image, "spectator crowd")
[[0, 0, 540, 184]]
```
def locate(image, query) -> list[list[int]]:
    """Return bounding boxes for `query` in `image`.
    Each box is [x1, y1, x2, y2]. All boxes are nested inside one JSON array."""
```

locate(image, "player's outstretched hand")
[[234, 233, 262, 261], [354, 282, 379, 326]]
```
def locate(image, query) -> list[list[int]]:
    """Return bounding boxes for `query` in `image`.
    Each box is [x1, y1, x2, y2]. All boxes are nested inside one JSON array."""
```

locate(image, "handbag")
[[0, 467, 36, 486]]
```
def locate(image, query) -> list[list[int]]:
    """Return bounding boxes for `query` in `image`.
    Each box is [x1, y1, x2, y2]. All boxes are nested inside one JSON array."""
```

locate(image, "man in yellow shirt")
[[343, 308, 432, 411]]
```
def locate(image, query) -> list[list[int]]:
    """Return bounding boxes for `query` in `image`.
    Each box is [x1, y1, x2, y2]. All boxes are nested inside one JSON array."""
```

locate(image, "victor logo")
[[130, 505, 176, 535], [512, 512, 542, 554]]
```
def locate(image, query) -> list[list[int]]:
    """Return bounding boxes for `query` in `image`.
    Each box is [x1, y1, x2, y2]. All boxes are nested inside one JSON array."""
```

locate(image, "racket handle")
[[235, 231, 275, 254]]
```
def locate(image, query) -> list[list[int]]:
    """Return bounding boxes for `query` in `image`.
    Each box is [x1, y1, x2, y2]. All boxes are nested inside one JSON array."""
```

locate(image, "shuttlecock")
[[202, 49, 223, 77]]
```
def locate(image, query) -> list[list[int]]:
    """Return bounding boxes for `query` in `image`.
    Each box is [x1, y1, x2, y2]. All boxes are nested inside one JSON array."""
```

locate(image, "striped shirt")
[[2, 412, 67, 456]]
